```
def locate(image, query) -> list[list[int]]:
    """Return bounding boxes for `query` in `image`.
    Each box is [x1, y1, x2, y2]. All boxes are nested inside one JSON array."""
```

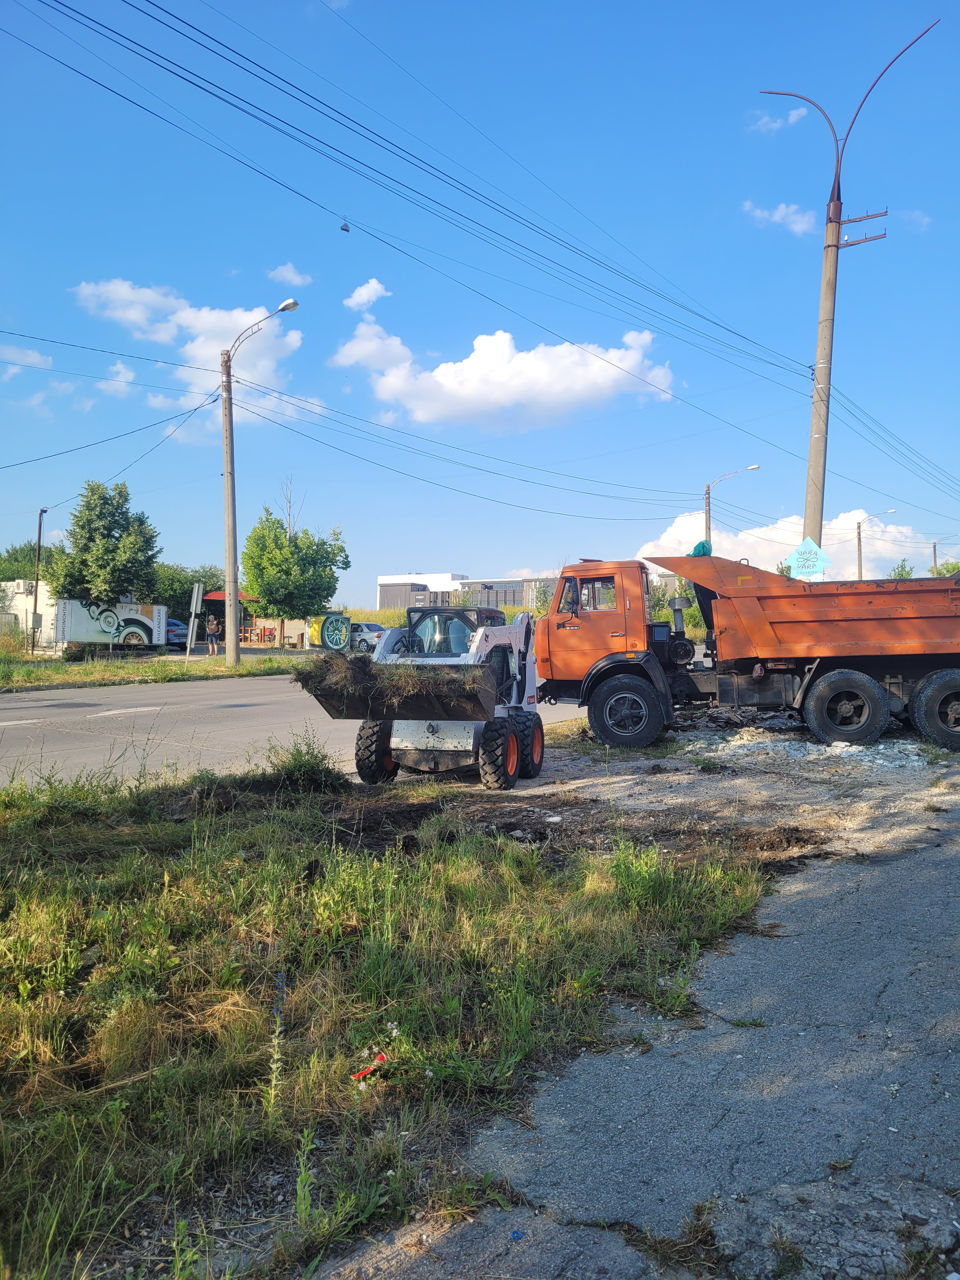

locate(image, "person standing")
[[205, 615, 221, 656]]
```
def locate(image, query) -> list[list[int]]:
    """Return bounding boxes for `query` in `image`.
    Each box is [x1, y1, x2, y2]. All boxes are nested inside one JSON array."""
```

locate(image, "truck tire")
[[587, 674, 665, 748], [802, 669, 889, 745], [478, 718, 520, 790], [355, 720, 399, 784], [516, 711, 545, 779], [908, 668, 960, 750]]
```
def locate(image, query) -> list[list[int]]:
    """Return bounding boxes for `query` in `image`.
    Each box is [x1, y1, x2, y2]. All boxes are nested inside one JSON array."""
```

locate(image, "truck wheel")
[[516, 711, 545, 779], [478, 719, 520, 790], [802, 669, 889, 745], [908, 669, 960, 750], [587, 675, 665, 748], [355, 720, 399, 784]]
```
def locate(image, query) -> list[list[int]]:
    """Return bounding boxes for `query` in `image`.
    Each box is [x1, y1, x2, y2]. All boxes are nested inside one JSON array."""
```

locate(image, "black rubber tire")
[[587, 674, 665, 748], [802, 668, 890, 745], [355, 720, 399, 784], [516, 711, 545, 779], [908, 668, 960, 750], [356, 639, 370, 652], [478, 718, 520, 791]]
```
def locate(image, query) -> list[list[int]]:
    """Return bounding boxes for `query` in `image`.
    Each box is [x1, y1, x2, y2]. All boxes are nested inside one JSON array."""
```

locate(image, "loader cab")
[[406, 607, 506, 656]]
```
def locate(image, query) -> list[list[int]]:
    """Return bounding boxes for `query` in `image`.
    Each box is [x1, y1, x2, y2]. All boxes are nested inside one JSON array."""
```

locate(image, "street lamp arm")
[[228, 298, 298, 359], [838, 20, 940, 169], [761, 90, 840, 191]]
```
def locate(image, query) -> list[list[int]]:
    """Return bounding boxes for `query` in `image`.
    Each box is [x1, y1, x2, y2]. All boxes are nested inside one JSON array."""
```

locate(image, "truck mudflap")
[[579, 650, 674, 722]]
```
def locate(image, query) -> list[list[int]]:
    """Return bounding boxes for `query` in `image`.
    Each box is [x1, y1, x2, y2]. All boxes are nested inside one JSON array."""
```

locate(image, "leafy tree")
[[45, 482, 160, 603], [154, 562, 225, 621], [776, 561, 793, 578], [532, 579, 555, 618], [241, 509, 349, 641], [887, 559, 914, 580], [0, 541, 54, 581], [647, 579, 671, 619], [930, 559, 960, 578]]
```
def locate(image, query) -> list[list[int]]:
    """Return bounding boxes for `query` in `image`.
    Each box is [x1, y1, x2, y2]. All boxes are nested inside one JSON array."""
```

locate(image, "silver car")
[[350, 621, 385, 652]]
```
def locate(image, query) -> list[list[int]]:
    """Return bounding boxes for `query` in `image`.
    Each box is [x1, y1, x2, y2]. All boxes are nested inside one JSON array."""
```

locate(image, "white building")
[[1, 578, 56, 646]]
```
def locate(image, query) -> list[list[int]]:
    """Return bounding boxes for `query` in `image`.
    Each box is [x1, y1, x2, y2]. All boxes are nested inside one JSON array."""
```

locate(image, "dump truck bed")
[[650, 556, 960, 663]]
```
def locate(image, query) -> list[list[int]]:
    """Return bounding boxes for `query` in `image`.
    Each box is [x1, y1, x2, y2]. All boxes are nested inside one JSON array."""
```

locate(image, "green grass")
[[0, 652, 310, 691], [0, 740, 763, 1276]]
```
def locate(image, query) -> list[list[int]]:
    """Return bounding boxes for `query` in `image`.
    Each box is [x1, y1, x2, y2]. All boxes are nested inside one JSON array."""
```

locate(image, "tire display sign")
[[307, 614, 351, 650]]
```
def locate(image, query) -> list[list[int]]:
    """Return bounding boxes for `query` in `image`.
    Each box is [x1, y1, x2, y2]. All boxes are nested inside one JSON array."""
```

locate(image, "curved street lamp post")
[[856, 509, 895, 580], [221, 298, 299, 668], [761, 20, 938, 549], [704, 466, 759, 545]]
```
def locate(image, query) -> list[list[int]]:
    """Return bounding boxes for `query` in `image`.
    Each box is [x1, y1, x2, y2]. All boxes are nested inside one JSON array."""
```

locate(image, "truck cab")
[[535, 559, 691, 747]]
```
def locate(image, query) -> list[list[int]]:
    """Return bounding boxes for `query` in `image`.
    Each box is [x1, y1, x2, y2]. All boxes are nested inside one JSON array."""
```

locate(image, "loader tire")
[[802, 669, 889, 745], [478, 719, 520, 791], [908, 668, 960, 751], [355, 720, 399, 784], [587, 674, 664, 748], [516, 711, 545, 779]]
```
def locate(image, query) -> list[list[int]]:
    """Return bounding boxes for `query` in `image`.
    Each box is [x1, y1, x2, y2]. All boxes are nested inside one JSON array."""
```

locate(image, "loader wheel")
[[355, 720, 399, 784], [587, 675, 664, 748], [908, 668, 960, 751], [802, 669, 889, 745], [478, 719, 520, 791], [516, 711, 545, 779]]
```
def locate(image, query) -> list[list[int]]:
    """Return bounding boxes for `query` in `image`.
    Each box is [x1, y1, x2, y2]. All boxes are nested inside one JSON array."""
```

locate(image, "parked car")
[[350, 621, 385, 652], [166, 618, 191, 650]]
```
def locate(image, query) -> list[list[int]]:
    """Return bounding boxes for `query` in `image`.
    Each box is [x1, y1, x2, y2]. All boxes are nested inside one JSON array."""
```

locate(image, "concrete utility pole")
[[762, 20, 938, 549], [933, 542, 938, 574], [220, 298, 299, 667], [704, 465, 759, 545], [30, 506, 47, 654], [856, 509, 895, 580]]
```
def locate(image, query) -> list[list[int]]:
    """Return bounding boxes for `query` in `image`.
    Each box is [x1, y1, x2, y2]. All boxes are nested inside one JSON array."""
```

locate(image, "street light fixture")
[[856, 509, 895, 580], [704, 465, 759, 545], [221, 298, 300, 668]]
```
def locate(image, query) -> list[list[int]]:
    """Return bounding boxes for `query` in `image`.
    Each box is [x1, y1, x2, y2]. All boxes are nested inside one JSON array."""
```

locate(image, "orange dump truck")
[[535, 555, 960, 750]]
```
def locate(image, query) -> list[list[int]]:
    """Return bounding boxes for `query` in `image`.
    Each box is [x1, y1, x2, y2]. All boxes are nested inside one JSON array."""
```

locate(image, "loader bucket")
[[293, 651, 499, 722]]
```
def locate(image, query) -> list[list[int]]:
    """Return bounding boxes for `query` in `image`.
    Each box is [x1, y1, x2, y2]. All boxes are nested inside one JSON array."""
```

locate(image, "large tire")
[[587, 674, 665, 748], [118, 624, 149, 647], [478, 718, 520, 791], [516, 711, 545, 779], [802, 669, 889, 745], [355, 720, 399, 784], [909, 668, 960, 751]]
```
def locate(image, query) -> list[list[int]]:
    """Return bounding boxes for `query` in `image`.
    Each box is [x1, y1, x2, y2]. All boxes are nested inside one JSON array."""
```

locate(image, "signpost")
[[184, 581, 204, 671], [784, 538, 831, 580]]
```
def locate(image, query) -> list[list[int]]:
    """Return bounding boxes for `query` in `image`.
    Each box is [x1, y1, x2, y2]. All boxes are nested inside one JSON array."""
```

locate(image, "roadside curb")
[[0, 666, 308, 696]]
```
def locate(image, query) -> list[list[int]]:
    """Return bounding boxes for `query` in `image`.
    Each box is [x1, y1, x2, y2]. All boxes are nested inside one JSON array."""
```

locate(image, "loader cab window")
[[579, 576, 617, 610], [410, 611, 473, 655]]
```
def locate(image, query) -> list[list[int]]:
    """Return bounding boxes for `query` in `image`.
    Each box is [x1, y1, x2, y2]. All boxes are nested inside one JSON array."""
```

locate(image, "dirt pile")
[[293, 650, 498, 721]]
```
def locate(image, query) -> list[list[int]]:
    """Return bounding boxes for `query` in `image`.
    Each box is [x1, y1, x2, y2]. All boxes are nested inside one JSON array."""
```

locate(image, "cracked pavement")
[[317, 837, 959, 1280]]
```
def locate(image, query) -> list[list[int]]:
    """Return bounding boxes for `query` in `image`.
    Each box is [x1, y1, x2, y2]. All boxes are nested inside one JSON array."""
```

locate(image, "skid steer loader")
[[299, 606, 544, 790]]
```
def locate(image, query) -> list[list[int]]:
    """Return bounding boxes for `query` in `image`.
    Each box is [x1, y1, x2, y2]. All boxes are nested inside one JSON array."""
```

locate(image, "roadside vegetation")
[[0, 639, 310, 692], [0, 734, 763, 1276]]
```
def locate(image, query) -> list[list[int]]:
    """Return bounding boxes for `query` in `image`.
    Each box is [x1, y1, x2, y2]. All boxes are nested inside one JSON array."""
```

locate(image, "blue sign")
[[784, 537, 831, 579]]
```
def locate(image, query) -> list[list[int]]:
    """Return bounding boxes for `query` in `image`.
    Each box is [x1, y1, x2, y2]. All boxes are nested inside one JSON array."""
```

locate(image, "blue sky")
[[2, 1, 957, 603]]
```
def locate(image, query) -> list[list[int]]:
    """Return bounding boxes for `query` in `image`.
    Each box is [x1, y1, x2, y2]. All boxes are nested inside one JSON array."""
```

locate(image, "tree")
[[153, 562, 225, 621], [532, 579, 555, 618], [241, 508, 349, 641], [930, 559, 960, 578], [0, 540, 53, 581], [887, 559, 914, 580], [776, 561, 793, 578], [45, 482, 160, 603]]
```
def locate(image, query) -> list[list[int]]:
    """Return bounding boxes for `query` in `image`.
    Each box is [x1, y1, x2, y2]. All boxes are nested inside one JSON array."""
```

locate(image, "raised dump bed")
[[652, 556, 960, 663]]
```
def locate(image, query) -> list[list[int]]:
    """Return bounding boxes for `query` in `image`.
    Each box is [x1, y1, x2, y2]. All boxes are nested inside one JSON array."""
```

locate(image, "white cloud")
[[268, 261, 312, 286], [742, 200, 816, 236], [749, 106, 807, 133], [899, 209, 931, 232], [0, 344, 53, 381], [97, 360, 136, 397], [73, 278, 303, 427], [636, 509, 921, 580], [332, 322, 672, 424], [343, 278, 392, 311]]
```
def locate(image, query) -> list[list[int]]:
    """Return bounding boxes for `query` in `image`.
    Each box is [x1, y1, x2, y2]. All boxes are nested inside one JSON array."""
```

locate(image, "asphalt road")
[[0, 676, 584, 784]]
